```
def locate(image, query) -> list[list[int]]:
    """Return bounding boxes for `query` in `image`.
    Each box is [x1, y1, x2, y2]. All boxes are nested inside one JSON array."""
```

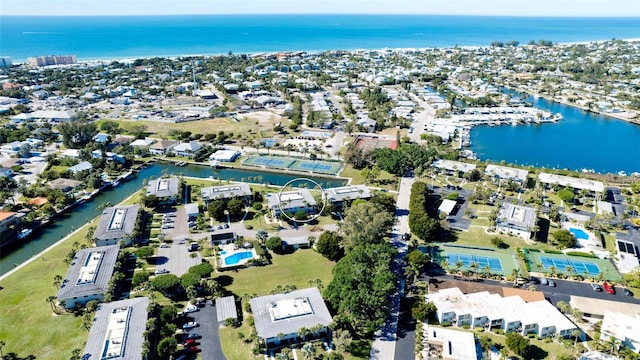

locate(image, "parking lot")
[[178, 300, 226, 360], [156, 240, 202, 276], [160, 207, 190, 240]]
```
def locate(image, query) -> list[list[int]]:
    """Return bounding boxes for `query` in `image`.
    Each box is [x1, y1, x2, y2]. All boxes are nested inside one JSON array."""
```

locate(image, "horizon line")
[[2, 13, 640, 18]]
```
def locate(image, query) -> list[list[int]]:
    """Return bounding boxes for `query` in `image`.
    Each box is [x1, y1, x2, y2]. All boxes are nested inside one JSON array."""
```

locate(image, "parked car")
[[182, 321, 199, 330], [602, 282, 615, 295], [548, 280, 556, 287], [623, 288, 633, 296], [183, 338, 196, 346], [185, 333, 201, 340], [187, 346, 200, 353], [540, 277, 548, 285], [155, 268, 169, 275], [183, 305, 198, 313], [223, 223, 229, 229], [591, 283, 602, 291]]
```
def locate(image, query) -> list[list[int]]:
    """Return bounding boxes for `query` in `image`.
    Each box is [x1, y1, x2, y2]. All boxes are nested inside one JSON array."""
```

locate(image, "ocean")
[[1, 15, 639, 61]]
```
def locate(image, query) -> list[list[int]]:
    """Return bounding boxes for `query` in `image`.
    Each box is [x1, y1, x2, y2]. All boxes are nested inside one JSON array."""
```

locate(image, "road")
[[370, 176, 413, 360], [405, 91, 437, 143]]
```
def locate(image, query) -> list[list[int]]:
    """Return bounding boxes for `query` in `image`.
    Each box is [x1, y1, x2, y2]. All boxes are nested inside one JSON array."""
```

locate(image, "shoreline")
[[0, 190, 140, 282], [8, 38, 640, 65]]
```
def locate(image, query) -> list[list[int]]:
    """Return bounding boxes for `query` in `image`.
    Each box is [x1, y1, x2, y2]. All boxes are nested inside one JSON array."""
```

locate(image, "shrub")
[[265, 236, 283, 251], [493, 329, 504, 335], [544, 249, 563, 254], [491, 237, 509, 249], [565, 251, 596, 258]]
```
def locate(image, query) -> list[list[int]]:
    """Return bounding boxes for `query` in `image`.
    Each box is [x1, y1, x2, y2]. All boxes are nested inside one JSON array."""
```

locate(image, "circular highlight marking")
[[277, 177, 326, 223]]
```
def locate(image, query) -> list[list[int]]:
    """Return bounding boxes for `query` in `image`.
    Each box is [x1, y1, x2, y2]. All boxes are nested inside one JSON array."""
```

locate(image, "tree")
[[157, 337, 177, 359], [265, 236, 283, 251], [553, 229, 577, 249], [58, 120, 98, 149], [189, 262, 213, 278], [301, 342, 316, 360], [340, 202, 393, 252], [207, 199, 226, 220], [100, 120, 120, 134], [557, 188, 575, 203], [81, 313, 94, 331], [180, 272, 201, 289], [226, 197, 245, 219], [256, 229, 268, 243], [405, 250, 430, 284], [332, 328, 353, 353], [132, 271, 150, 287], [150, 274, 180, 295], [505, 332, 530, 358], [86, 300, 99, 312], [136, 246, 154, 259], [46, 295, 57, 312], [316, 231, 344, 261], [325, 243, 396, 336], [411, 300, 437, 322]]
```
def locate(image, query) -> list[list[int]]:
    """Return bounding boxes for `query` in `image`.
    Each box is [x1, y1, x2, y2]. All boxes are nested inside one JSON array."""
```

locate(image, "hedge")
[[544, 249, 563, 254], [565, 251, 597, 258]]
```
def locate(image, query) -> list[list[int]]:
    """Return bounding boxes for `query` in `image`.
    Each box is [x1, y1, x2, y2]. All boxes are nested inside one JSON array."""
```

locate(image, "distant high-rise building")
[[27, 55, 77, 67], [0, 57, 12, 67]]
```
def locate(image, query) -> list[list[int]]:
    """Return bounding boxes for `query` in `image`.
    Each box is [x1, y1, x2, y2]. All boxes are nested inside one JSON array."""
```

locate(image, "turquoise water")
[[570, 227, 590, 240], [223, 251, 254, 266], [220, 251, 227, 255], [1, 15, 639, 61]]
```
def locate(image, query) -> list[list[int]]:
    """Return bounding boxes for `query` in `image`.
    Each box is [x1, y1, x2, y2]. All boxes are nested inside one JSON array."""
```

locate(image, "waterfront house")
[[69, 161, 93, 174], [201, 183, 252, 206], [267, 189, 317, 218], [324, 185, 371, 209], [209, 149, 241, 163], [0, 211, 18, 234], [250, 287, 332, 349], [148, 139, 177, 155], [538, 172, 604, 197], [81, 297, 149, 359], [173, 141, 202, 157], [49, 178, 83, 193], [146, 177, 180, 205], [485, 164, 529, 185], [57, 245, 119, 309], [432, 159, 477, 176], [94, 205, 140, 246], [496, 202, 537, 241]]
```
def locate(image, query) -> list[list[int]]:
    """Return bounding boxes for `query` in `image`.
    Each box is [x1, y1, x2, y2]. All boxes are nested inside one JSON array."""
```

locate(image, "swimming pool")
[[220, 251, 227, 255], [223, 251, 254, 266], [569, 227, 589, 240]]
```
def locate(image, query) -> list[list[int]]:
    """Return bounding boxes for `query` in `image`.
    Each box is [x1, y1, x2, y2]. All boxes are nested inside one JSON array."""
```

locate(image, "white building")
[[539, 172, 605, 194], [600, 311, 640, 353], [496, 202, 537, 240], [485, 164, 529, 184], [324, 185, 372, 208], [173, 141, 202, 157], [209, 149, 241, 162], [93, 205, 140, 246], [424, 326, 479, 360], [250, 287, 332, 349], [428, 287, 577, 339], [267, 189, 317, 217], [146, 177, 180, 204], [57, 245, 119, 308], [432, 159, 477, 175]]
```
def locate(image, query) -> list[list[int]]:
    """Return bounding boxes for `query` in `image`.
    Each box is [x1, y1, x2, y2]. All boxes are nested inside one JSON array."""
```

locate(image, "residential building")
[[485, 164, 529, 184], [94, 205, 140, 246], [432, 159, 477, 175], [569, 296, 640, 320], [0, 167, 13, 178], [184, 203, 199, 220], [0, 211, 19, 234], [496, 203, 537, 240], [49, 178, 83, 193], [69, 161, 93, 174], [81, 297, 149, 360], [216, 296, 238, 324], [438, 199, 458, 217], [210, 232, 238, 245], [146, 177, 180, 204], [600, 311, 640, 353], [250, 287, 332, 349], [428, 287, 576, 339], [209, 149, 241, 162], [201, 183, 252, 205], [27, 55, 77, 67], [539, 172, 605, 195], [57, 245, 119, 308], [148, 139, 177, 155], [423, 326, 479, 360], [173, 141, 202, 157], [324, 185, 372, 208], [267, 189, 317, 217]]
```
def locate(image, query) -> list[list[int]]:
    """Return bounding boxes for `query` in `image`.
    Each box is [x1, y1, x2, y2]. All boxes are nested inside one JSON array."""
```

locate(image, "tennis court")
[[354, 136, 398, 152], [242, 155, 343, 175], [524, 251, 621, 281], [539, 255, 600, 276], [437, 245, 518, 276], [447, 252, 503, 272]]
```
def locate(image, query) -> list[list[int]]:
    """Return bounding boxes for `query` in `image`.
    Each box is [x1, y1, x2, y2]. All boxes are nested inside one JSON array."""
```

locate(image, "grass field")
[[100, 118, 262, 139]]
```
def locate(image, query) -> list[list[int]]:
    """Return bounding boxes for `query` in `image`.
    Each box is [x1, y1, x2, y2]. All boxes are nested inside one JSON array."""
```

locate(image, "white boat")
[[111, 180, 120, 187], [17, 229, 32, 239]]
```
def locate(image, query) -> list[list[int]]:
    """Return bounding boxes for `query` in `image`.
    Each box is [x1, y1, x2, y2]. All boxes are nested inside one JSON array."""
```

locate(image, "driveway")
[[156, 241, 201, 276], [187, 299, 227, 360]]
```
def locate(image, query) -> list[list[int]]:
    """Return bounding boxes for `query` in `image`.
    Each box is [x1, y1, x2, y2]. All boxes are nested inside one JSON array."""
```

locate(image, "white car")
[[183, 305, 198, 313], [182, 321, 198, 330], [155, 268, 169, 275]]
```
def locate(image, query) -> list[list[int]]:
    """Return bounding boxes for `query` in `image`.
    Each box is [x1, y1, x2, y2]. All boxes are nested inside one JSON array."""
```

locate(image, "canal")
[[0, 162, 346, 275], [470, 91, 640, 174]]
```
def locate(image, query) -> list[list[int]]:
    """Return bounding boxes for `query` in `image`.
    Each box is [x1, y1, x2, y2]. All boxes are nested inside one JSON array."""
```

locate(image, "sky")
[[2, 0, 640, 17]]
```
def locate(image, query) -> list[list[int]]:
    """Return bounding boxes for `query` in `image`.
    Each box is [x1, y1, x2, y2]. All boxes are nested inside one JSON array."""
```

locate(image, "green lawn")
[[466, 327, 579, 360]]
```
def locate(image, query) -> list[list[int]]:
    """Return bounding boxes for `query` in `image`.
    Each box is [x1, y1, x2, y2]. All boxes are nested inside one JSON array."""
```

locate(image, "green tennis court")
[[437, 245, 518, 276], [243, 155, 342, 175], [525, 251, 621, 281]]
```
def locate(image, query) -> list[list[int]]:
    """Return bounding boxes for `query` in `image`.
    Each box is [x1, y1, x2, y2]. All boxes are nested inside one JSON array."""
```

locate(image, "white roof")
[[600, 311, 640, 345], [129, 138, 155, 147], [426, 327, 478, 360], [539, 172, 604, 192], [485, 164, 529, 182], [432, 159, 477, 173], [438, 199, 457, 215], [209, 149, 240, 161]]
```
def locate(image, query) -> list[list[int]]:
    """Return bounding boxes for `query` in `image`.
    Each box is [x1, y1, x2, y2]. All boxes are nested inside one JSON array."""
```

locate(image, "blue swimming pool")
[[220, 251, 227, 255], [569, 227, 589, 240], [223, 251, 254, 266]]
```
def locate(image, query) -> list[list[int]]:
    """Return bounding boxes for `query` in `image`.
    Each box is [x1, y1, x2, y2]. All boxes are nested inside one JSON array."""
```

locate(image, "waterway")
[[0, 162, 346, 275], [470, 92, 640, 174]]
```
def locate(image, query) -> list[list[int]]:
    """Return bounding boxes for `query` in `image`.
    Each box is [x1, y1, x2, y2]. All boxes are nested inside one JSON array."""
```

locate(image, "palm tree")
[[81, 313, 93, 331], [301, 342, 316, 360], [549, 265, 558, 278], [297, 327, 311, 341], [0, 340, 5, 360], [53, 274, 63, 289], [556, 301, 571, 314], [46, 295, 56, 312], [275, 352, 290, 360], [482, 265, 492, 278], [571, 308, 583, 323], [441, 260, 450, 273], [528, 284, 537, 292], [454, 260, 464, 274], [572, 329, 582, 350], [469, 262, 479, 280]]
